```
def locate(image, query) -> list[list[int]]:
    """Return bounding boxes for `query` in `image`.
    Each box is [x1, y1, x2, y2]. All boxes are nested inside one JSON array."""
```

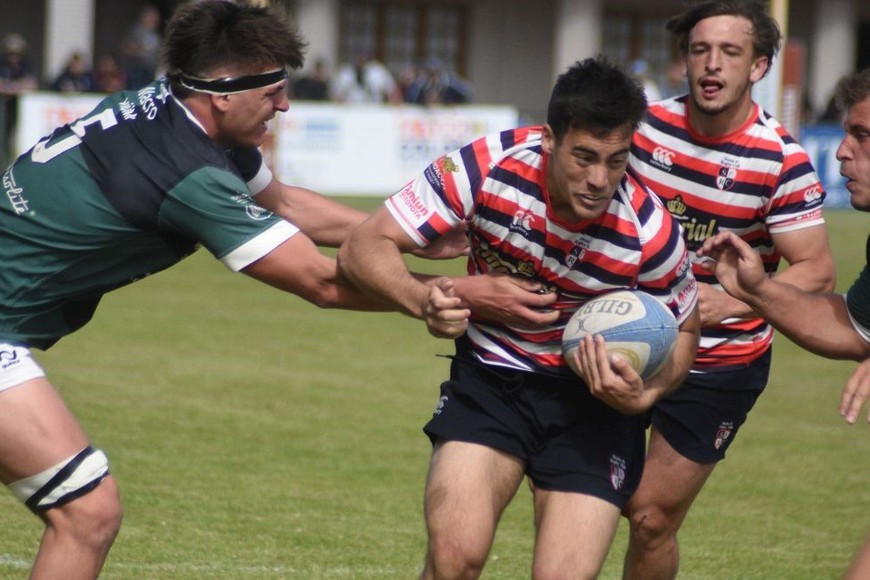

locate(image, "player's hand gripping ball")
[[562, 289, 679, 380]]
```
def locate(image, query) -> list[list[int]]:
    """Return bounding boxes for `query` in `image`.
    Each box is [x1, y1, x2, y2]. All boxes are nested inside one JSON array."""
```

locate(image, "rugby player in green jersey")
[[0, 1, 480, 577]]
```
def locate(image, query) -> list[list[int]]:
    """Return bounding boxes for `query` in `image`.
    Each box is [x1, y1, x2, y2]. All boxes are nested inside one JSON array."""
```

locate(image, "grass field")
[[2, 202, 870, 578]]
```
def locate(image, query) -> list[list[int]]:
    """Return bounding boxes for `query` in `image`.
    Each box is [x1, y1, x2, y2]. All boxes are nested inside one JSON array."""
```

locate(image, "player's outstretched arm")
[[242, 231, 390, 311], [254, 180, 369, 248], [339, 206, 443, 316], [699, 231, 870, 360]]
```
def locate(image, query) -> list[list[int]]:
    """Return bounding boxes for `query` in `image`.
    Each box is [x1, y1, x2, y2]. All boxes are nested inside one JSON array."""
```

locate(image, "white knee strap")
[[7, 446, 109, 512]]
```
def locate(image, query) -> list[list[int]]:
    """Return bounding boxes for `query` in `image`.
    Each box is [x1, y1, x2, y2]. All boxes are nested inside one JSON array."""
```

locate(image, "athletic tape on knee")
[[7, 446, 110, 512]]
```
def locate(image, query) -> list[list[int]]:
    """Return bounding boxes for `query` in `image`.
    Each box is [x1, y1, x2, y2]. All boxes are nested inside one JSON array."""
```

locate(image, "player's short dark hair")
[[162, 0, 306, 96], [546, 56, 647, 142], [667, 0, 781, 78], [834, 69, 870, 113]]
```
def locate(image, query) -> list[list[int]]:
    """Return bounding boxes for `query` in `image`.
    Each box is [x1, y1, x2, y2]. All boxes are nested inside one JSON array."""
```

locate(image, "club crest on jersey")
[[231, 193, 274, 221], [716, 157, 740, 191], [714, 421, 734, 450], [610, 454, 627, 490], [510, 209, 534, 234], [565, 235, 592, 268]]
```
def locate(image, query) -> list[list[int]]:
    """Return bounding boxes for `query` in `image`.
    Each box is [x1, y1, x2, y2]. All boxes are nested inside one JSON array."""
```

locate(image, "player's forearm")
[[338, 238, 430, 318], [269, 185, 369, 247], [749, 281, 870, 360]]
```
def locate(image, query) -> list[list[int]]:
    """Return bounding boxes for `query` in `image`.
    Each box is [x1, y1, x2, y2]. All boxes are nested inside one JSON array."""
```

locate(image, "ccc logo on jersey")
[[651, 147, 675, 170]]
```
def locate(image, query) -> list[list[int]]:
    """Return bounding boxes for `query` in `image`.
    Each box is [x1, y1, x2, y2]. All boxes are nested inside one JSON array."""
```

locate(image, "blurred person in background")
[[291, 57, 329, 101], [121, 3, 162, 89], [331, 49, 402, 104], [93, 53, 127, 94], [50, 52, 96, 93], [403, 57, 473, 105]]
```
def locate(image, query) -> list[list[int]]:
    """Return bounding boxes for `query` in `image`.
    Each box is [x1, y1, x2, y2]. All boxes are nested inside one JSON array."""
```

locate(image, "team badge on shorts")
[[0, 348, 21, 370], [714, 421, 734, 450], [609, 454, 627, 490], [433, 395, 448, 416]]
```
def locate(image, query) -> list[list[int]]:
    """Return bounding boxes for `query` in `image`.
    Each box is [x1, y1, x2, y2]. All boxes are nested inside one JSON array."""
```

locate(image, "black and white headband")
[[178, 68, 289, 95]]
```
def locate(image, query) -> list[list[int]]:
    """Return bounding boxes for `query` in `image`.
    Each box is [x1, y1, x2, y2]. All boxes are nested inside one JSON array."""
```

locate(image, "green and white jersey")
[[0, 80, 298, 349]]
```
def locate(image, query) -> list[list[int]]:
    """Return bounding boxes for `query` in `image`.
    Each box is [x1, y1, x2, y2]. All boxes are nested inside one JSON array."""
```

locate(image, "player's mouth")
[[575, 192, 606, 209], [699, 78, 724, 98]]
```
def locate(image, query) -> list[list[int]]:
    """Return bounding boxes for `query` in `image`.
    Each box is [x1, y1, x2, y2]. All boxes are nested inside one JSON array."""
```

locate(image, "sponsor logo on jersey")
[[396, 182, 428, 220], [0, 349, 20, 370], [666, 195, 718, 246], [803, 185, 823, 205], [651, 146, 676, 170], [609, 454, 627, 490], [509, 209, 534, 234], [477, 240, 536, 278], [3, 169, 29, 216], [119, 98, 138, 121], [714, 421, 734, 450], [681, 216, 718, 245]]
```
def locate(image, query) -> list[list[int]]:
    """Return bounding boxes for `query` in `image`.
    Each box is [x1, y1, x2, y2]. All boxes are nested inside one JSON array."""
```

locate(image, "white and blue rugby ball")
[[562, 289, 679, 380]]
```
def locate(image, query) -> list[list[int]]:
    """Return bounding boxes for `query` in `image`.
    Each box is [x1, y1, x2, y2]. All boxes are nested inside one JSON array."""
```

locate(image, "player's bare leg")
[[532, 488, 621, 579], [0, 378, 122, 580], [420, 440, 525, 580], [622, 428, 715, 580]]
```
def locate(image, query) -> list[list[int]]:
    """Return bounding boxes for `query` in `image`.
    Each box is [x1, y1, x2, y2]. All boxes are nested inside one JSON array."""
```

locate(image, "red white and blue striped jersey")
[[630, 96, 826, 370], [387, 126, 698, 376]]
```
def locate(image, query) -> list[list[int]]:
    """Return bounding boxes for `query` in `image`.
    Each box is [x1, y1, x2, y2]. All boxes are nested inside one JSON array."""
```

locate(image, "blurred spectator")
[[629, 59, 662, 103], [0, 33, 37, 93], [0, 33, 37, 167], [94, 53, 127, 94], [331, 50, 402, 104], [404, 58, 473, 105], [292, 58, 329, 101], [121, 3, 162, 89], [51, 52, 96, 93]]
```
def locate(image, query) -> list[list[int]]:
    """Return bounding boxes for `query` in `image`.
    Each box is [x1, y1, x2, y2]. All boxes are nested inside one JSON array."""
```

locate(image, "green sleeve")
[[158, 166, 284, 259]]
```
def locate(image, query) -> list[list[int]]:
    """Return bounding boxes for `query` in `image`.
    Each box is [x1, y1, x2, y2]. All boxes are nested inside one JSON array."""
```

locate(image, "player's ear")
[[542, 124, 556, 155], [211, 93, 231, 112], [749, 56, 768, 83]]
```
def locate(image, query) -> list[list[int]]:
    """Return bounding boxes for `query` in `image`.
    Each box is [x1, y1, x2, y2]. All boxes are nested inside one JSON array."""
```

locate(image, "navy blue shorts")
[[650, 348, 772, 464], [423, 357, 646, 507]]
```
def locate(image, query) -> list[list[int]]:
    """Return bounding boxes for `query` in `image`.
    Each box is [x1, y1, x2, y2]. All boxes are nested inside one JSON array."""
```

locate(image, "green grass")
[[1, 203, 870, 578]]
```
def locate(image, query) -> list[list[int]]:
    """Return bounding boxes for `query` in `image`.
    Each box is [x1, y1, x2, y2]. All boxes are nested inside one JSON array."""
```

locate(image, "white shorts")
[[0, 343, 46, 393]]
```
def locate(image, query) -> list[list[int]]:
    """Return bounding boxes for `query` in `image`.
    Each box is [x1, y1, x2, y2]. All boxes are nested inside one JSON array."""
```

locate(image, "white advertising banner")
[[267, 102, 519, 195], [15, 92, 519, 196]]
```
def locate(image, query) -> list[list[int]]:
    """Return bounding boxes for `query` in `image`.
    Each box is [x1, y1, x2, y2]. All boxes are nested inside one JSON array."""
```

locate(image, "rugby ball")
[[562, 289, 679, 380]]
